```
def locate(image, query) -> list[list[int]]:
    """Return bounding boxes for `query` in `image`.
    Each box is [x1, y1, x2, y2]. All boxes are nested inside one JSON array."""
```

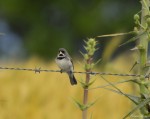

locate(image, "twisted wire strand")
[[0, 66, 145, 78]]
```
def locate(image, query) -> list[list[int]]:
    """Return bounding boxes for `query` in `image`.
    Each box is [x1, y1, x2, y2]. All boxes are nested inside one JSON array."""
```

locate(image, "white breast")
[[56, 58, 73, 72]]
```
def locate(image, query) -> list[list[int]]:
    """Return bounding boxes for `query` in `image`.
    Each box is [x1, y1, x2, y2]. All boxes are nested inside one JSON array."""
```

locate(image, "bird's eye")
[[61, 51, 65, 54]]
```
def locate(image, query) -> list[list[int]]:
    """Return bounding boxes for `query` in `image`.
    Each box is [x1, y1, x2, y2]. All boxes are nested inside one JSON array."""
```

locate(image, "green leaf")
[[84, 40, 88, 45], [95, 58, 102, 65], [84, 45, 89, 51], [97, 31, 134, 38], [72, 98, 98, 111], [119, 32, 145, 47], [84, 98, 99, 110], [100, 76, 139, 104], [88, 79, 96, 87], [103, 87, 140, 104], [72, 98, 85, 111], [90, 78, 138, 90], [139, 83, 149, 94], [78, 79, 96, 89], [78, 80, 87, 89], [80, 51, 84, 57], [123, 98, 150, 119]]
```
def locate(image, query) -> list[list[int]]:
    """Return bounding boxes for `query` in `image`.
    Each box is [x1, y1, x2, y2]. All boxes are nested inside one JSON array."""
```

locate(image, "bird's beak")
[[58, 51, 65, 57]]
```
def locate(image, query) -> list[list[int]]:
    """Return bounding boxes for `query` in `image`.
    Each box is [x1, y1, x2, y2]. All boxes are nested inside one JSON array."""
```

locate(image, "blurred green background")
[[0, 0, 140, 60]]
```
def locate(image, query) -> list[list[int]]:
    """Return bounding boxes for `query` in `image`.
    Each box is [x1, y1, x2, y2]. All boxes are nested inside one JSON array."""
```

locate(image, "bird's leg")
[[69, 70, 73, 74]]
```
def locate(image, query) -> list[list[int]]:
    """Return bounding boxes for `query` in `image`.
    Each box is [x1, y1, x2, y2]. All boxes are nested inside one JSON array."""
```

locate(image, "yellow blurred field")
[[0, 55, 139, 119]]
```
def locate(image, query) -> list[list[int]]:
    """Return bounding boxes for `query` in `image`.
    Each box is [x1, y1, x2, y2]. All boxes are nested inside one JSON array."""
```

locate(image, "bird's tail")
[[68, 74, 77, 85]]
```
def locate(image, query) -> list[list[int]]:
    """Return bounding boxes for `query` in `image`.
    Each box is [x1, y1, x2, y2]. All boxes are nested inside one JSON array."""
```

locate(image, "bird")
[[55, 48, 77, 85]]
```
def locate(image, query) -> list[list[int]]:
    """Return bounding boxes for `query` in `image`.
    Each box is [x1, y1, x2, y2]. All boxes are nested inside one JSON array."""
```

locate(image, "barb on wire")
[[0, 66, 146, 78]]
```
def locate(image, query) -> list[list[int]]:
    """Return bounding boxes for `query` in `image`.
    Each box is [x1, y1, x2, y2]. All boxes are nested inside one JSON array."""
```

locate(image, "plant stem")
[[82, 58, 92, 119], [138, 0, 150, 116], [139, 0, 149, 66], [139, 0, 149, 93]]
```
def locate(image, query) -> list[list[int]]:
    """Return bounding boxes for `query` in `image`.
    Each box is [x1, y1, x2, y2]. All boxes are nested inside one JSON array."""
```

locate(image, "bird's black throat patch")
[[57, 57, 65, 60]]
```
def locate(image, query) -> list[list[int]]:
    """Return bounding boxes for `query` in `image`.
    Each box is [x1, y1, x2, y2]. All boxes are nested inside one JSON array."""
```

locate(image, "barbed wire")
[[0, 66, 147, 78]]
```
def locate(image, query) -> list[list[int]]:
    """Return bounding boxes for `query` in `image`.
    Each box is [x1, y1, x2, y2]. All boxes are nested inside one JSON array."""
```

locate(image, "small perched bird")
[[55, 48, 77, 85]]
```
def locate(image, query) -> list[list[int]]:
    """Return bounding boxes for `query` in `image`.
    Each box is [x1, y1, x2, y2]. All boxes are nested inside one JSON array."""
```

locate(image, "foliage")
[[0, 0, 140, 59]]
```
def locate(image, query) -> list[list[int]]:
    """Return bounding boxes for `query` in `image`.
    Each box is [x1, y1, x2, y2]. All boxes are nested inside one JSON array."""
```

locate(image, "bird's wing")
[[71, 58, 74, 70], [66, 56, 74, 70]]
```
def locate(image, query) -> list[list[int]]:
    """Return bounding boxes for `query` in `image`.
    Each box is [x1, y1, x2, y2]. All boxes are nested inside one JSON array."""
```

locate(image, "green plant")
[[95, 0, 150, 118], [74, 38, 98, 119], [132, 0, 150, 117]]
